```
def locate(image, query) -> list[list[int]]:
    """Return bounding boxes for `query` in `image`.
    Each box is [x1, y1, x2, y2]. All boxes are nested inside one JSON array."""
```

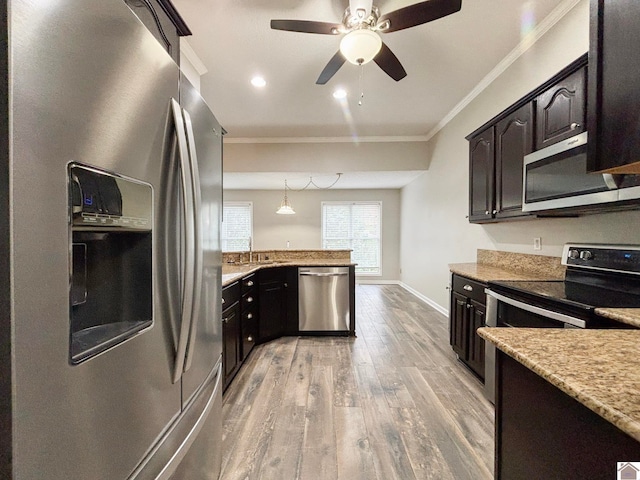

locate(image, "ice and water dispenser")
[[69, 164, 153, 364]]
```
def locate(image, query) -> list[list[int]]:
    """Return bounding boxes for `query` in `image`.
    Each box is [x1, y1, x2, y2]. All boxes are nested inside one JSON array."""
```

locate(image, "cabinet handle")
[[247, 313, 253, 319], [222, 316, 229, 323], [222, 297, 225, 305], [570, 122, 580, 130], [284, 283, 288, 288], [246, 280, 254, 287], [246, 296, 253, 303], [463, 284, 473, 292], [485, 210, 489, 215], [466, 304, 471, 309], [247, 336, 253, 342], [492, 209, 497, 214]]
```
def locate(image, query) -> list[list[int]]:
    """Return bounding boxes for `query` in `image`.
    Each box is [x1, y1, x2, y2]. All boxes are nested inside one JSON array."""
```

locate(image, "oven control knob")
[[580, 250, 593, 260], [568, 249, 580, 260]]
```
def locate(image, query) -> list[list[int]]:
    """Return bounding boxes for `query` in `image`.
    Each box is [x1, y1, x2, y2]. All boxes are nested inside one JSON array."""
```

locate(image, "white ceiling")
[[172, 0, 572, 188]]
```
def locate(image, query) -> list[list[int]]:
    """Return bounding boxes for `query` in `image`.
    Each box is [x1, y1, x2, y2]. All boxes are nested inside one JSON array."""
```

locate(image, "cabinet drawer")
[[241, 291, 257, 311], [222, 282, 240, 309], [452, 275, 487, 304], [241, 273, 256, 293]]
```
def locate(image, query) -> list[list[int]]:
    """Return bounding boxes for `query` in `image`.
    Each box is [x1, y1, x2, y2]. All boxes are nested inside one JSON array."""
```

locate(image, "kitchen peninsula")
[[221, 250, 356, 389], [479, 327, 640, 478]]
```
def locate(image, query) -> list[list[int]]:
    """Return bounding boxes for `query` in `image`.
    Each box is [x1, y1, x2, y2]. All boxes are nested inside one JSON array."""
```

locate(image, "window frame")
[[221, 201, 253, 252], [321, 200, 382, 276]]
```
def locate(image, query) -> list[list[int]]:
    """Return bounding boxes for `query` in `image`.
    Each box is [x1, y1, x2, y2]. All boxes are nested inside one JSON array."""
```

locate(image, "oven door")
[[483, 290, 586, 403], [522, 132, 619, 212]]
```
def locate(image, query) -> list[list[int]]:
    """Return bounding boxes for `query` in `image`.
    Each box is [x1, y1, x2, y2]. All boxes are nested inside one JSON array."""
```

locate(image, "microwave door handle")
[[170, 99, 196, 384], [182, 109, 204, 373]]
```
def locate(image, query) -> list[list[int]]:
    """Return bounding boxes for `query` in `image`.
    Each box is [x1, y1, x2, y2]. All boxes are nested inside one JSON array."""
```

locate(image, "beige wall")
[[224, 188, 401, 281], [400, 0, 640, 311]]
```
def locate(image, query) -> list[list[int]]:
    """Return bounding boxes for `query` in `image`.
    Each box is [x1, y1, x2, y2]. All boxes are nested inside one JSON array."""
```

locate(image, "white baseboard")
[[399, 282, 449, 317], [356, 279, 401, 285]]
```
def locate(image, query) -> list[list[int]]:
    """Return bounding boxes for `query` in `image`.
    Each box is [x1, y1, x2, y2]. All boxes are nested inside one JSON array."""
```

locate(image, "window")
[[322, 201, 381, 275], [222, 202, 252, 251]]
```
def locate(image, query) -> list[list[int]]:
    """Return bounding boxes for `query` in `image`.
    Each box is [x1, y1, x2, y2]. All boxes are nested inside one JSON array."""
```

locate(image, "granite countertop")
[[478, 327, 640, 442], [222, 259, 356, 287], [448, 262, 564, 283], [449, 249, 566, 283], [595, 308, 640, 328]]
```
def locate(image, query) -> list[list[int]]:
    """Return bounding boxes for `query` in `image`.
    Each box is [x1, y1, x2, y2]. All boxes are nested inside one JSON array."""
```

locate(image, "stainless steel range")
[[484, 244, 640, 403]]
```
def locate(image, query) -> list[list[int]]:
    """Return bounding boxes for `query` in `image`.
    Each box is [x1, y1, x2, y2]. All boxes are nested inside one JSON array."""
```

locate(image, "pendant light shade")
[[276, 180, 295, 215]]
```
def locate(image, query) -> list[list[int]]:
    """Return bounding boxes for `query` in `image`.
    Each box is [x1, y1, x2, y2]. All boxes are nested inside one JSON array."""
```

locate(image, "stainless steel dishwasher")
[[298, 267, 350, 332]]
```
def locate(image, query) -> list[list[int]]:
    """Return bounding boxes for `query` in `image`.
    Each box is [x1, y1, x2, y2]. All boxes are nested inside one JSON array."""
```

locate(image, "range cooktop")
[[488, 244, 640, 319]]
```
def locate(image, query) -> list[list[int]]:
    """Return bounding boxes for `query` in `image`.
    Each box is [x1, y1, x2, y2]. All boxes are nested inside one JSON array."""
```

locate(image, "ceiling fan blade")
[[373, 42, 407, 81], [316, 51, 347, 85], [270, 19, 342, 35], [378, 0, 462, 33], [349, 0, 374, 17]]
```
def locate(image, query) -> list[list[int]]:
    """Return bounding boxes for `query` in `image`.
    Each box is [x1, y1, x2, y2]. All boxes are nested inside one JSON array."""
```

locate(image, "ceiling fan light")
[[339, 29, 382, 65]]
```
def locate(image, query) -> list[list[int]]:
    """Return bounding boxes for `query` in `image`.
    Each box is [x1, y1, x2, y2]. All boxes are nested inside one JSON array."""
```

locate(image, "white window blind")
[[322, 202, 381, 275], [222, 202, 252, 252]]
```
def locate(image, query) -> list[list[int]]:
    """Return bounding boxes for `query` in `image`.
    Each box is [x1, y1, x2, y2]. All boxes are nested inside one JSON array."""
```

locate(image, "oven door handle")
[[485, 289, 586, 328]]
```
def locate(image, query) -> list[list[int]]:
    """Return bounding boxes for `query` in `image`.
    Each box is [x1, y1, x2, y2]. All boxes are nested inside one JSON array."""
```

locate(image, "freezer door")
[[178, 75, 224, 407], [10, 1, 182, 478]]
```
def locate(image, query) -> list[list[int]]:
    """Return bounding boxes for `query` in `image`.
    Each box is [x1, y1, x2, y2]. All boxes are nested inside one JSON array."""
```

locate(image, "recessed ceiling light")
[[333, 89, 347, 99], [251, 76, 266, 88]]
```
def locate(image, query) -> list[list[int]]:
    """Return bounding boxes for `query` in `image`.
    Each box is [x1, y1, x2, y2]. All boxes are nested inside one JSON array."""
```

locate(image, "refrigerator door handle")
[[170, 98, 196, 384], [182, 109, 204, 373]]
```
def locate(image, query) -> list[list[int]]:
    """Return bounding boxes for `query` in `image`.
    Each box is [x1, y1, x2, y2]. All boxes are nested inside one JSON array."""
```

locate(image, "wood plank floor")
[[220, 284, 494, 480]]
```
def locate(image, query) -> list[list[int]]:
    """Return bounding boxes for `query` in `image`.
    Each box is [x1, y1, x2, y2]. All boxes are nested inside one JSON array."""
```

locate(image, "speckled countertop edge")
[[595, 308, 640, 328], [478, 327, 640, 443], [222, 260, 356, 287]]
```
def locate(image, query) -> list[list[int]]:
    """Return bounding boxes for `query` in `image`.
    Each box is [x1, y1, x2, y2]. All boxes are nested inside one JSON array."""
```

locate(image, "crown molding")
[[425, 0, 584, 141]]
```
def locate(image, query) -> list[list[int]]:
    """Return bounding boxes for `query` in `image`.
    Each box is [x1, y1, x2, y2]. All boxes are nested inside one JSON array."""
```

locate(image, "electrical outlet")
[[533, 237, 542, 250]]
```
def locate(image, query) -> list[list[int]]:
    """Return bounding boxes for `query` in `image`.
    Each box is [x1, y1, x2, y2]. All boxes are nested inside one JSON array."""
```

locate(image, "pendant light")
[[276, 180, 295, 215]]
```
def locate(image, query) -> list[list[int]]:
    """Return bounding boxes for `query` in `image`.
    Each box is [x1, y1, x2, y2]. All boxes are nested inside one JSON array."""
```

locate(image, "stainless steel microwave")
[[522, 132, 640, 212]]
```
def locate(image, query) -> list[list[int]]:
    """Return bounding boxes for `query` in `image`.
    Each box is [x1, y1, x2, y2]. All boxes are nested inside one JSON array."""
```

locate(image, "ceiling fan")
[[270, 0, 462, 85]]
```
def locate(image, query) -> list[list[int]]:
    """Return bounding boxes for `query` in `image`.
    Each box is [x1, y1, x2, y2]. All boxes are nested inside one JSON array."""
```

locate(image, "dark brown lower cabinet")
[[258, 268, 288, 342], [496, 352, 640, 478], [221, 300, 240, 389], [449, 274, 486, 380]]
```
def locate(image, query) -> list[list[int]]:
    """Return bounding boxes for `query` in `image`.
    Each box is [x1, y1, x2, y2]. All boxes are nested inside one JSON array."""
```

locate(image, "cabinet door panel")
[[450, 292, 468, 358], [258, 282, 286, 341], [222, 303, 240, 381], [467, 300, 486, 380], [469, 128, 495, 222], [589, 0, 640, 173], [536, 67, 586, 150], [495, 103, 533, 217]]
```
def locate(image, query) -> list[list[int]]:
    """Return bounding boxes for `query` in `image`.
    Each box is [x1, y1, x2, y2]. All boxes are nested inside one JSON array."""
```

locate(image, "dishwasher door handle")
[[299, 272, 349, 277]]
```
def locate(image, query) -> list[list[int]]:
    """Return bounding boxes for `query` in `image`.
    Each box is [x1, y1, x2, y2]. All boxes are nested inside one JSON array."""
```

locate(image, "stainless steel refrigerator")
[[0, 1, 224, 478]]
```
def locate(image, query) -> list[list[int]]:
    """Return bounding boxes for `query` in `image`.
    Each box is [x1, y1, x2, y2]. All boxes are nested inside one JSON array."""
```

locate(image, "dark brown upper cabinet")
[[468, 127, 495, 223], [124, 0, 191, 64], [495, 103, 533, 218], [535, 67, 586, 150], [467, 103, 533, 224], [466, 55, 587, 224], [588, 0, 640, 173]]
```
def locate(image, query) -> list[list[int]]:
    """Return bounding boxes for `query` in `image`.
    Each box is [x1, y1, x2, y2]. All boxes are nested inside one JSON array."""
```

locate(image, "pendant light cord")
[[286, 173, 343, 191]]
